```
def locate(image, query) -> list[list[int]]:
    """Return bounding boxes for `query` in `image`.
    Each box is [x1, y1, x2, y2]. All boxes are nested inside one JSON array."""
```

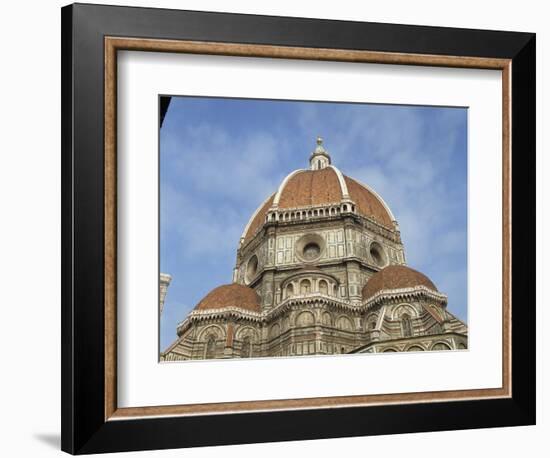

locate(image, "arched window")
[[319, 279, 328, 295], [407, 345, 424, 352], [317, 159, 321, 169], [282, 317, 290, 331], [321, 312, 332, 326], [286, 283, 294, 299], [296, 311, 315, 327], [270, 323, 281, 338], [401, 313, 413, 337], [300, 279, 311, 295], [205, 336, 216, 359], [336, 316, 353, 331], [241, 337, 251, 358], [432, 342, 452, 351]]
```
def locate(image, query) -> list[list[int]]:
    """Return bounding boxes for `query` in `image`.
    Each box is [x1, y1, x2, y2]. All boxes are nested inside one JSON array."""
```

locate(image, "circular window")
[[245, 255, 258, 283], [303, 242, 321, 260], [369, 242, 386, 267], [295, 233, 325, 263]]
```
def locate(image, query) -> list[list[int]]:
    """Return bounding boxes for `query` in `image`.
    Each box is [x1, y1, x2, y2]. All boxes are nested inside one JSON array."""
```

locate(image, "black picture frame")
[[61, 3, 535, 454]]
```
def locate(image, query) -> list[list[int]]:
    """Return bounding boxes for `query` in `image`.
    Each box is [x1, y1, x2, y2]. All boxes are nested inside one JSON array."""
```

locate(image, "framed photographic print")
[[61, 3, 536, 454]]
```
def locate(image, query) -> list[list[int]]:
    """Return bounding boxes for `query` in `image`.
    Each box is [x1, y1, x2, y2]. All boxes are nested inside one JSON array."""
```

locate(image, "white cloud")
[[161, 182, 244, 259], [160, 121, 298, 261], [162, 123, 288, 207]]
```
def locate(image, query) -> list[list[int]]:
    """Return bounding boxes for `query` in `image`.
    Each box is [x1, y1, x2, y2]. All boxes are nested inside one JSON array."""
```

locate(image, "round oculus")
[[295, 233, 325, 262], [303, 242, 321, 260], [369, 242, 386, 267], [245, 255, 258, 283]]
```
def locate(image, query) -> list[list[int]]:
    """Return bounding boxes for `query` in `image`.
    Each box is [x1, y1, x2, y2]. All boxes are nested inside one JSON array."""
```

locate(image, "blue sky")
[[160, 96, 468, 350]]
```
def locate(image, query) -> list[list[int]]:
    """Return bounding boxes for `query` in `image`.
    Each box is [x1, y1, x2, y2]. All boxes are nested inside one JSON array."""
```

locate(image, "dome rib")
[[195, 283, 261, 312], [273, 169, 304, 207], [328, 165, 350, 199], [362, 265, 438, 301]]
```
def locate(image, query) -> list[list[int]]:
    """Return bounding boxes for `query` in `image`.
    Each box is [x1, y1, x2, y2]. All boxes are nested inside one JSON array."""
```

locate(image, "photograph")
[[159, 96, 469, 361]]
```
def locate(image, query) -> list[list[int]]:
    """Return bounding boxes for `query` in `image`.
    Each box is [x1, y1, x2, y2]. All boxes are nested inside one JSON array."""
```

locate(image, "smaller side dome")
[[362, 265, 438, 301], [195, 283, 261, 312]]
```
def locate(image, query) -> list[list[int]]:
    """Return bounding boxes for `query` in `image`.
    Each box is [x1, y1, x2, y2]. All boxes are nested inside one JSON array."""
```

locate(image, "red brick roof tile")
[[362, 265, 438, 301], [195, 283, 261, 312]]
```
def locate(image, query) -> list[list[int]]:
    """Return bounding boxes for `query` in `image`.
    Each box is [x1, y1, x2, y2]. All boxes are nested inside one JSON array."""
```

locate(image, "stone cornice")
[[176, 292, 367, 336], [364, 286, 448, 309], [177, 287, 448, 337], [348, 330, 468, 353], [268, 294, 361, 319], [238, 201, 401, 255], [177, 307, 262, 336]]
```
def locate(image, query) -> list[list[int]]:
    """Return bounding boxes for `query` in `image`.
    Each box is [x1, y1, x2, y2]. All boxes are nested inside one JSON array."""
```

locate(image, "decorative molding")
[[364, 286, 448, 309]]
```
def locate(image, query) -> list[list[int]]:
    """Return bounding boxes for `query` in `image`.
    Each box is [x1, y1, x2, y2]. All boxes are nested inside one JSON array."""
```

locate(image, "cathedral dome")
[[241, 139, 396, 244], [195, 283, 261, 312], [362, 265, 438, 301]]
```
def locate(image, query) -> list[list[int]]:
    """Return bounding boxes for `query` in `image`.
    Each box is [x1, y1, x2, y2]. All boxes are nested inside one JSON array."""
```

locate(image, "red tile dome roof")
[[242, 166, 395, 243], [195, 283, 261, 312], [277, 167, 343, 209], [344, 176, 394, 227], [362, 265, 438, 301]]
